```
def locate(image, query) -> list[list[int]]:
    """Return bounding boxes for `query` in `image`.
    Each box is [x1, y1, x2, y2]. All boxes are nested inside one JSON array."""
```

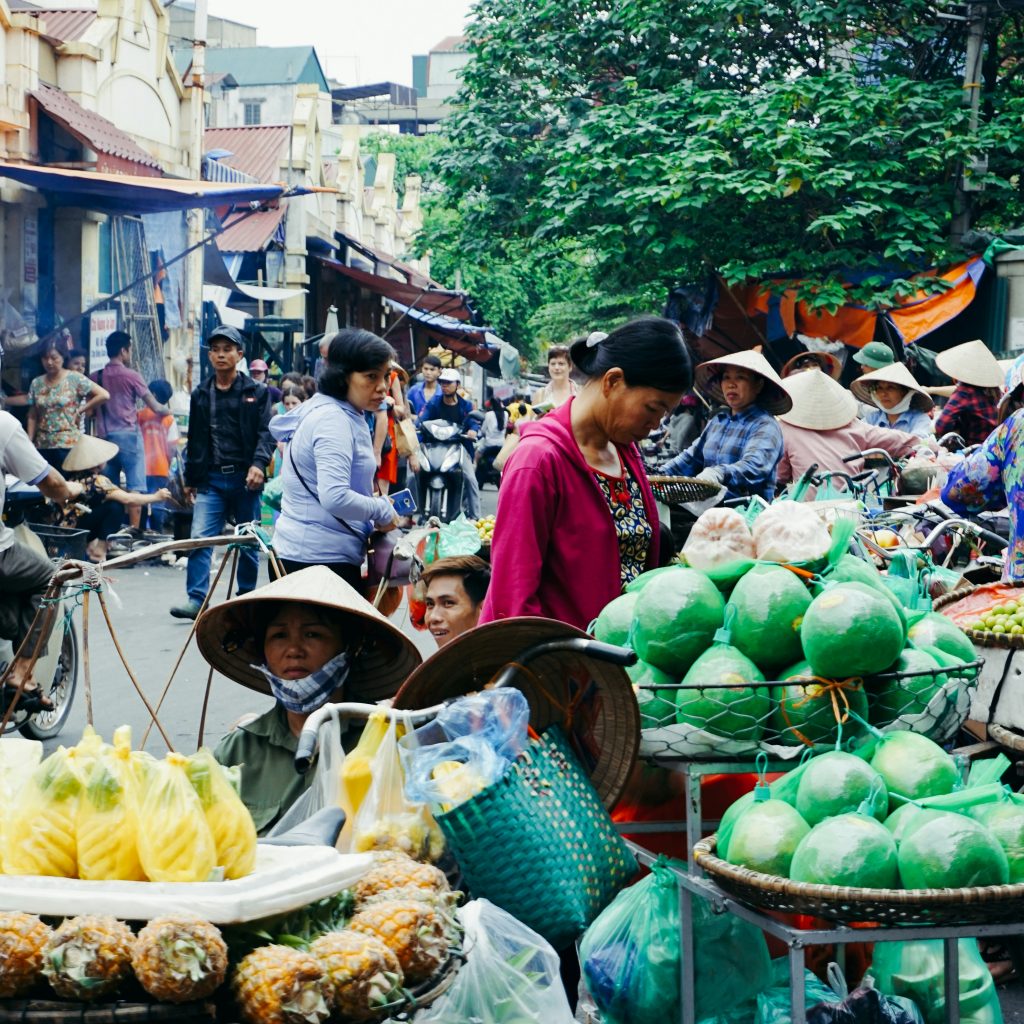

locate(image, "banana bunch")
[[475, 515, 496, 544], [186, 748, 257, 880]]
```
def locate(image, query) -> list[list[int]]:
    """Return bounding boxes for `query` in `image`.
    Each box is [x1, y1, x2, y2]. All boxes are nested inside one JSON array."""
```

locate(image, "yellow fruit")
[[233, 945, 330, 1024], [352, 855, 450, 904], [132, 916, 228, 1003], [348, 900, 448, 984], [352, 808, 445, 862], [136, 753, 216, 883], [186, 749, 257, 880], [338, 711, 393, 825], [309, 931, 403, 1021], [0, 912, 52, 997], [42, 915, 134, 1001]]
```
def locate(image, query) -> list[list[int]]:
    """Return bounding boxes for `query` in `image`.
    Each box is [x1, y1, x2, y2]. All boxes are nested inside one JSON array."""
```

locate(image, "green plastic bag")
[[262, 474, 284, 512], [580, 856, 771, 1024], [866, 940, 1003, 1024], [436, 514, 482, 558]]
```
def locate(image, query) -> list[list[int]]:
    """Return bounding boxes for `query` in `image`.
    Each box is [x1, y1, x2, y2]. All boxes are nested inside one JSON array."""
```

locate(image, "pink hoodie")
[[479, 399, 660, 630]]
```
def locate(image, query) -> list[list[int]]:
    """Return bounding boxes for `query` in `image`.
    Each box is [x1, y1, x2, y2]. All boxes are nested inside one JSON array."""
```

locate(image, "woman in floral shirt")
[[27, 342, 108, 468], [942, 357, 1021, 579]]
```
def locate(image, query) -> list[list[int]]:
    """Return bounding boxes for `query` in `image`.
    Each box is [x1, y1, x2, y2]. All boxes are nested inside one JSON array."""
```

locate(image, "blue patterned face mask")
[[252, 650, 351, 714]]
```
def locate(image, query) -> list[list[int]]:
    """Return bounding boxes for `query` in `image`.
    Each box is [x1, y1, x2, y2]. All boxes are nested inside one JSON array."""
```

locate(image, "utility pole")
[[184, 0, 208, 390], [951, 2, 987, 242]]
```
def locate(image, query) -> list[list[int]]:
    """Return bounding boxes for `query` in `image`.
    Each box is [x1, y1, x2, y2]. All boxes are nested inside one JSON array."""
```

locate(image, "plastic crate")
[[26, 522, 89, 561]]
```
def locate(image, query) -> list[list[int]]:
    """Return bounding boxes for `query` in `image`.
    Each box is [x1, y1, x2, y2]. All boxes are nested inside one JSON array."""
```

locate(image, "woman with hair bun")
[[480, 316, 693, 629], [269, 329, 399, 588]]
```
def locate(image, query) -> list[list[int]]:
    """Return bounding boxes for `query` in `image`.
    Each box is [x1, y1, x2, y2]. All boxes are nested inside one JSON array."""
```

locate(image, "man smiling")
[[421, 555, 491, 647]]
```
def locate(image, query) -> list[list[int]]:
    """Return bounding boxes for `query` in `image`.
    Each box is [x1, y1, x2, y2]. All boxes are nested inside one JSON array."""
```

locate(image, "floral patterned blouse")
[[28, 371, 93, 450], [593, 460, 652, 588], [942, 409, 1024, 580]]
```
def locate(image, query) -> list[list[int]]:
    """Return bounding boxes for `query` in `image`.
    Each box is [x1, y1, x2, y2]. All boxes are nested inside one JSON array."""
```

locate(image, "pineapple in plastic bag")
[[136, 752, 217, 883], [338, 711, 393, 821], [0, 740, 43, 874], [77, 727, 146, 881], [5, 746, 82, 877], [186, 748, 257, 880]]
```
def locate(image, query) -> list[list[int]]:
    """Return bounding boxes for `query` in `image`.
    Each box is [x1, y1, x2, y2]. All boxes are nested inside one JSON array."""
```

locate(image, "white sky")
[[207, 0, 474, 86]]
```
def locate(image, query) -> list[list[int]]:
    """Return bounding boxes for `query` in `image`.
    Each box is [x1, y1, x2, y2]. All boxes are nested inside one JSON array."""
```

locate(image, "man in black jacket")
[[170, 326, 273, 619]]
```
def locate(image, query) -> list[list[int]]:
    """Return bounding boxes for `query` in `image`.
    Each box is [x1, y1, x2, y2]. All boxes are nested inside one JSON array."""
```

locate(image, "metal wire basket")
[[636, 660, 981, 763], [694, 835, 1024, 927], [647, 475, 722, 506]]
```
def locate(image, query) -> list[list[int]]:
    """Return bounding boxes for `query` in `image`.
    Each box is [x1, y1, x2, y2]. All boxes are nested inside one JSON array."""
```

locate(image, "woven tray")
[[933, 581, 1024, 650], [694, 835, 1024, 927], [379, 950, 464, 1021], [648, 475, 722, 506]]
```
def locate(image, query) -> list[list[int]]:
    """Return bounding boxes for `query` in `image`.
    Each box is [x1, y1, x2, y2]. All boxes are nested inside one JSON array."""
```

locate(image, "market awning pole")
[[185, 0, 209, 389]]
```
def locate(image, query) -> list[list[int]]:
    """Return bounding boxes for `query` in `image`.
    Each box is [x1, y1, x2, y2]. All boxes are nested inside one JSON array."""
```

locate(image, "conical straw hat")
[[694, 349, 793, 415], [62, 435, 118, 472], [850, 361, 933, 412], [196, 565, 422, 703], [936, 340, 1004, 389], [781, 350, 842, 380], [778, 369, 858, 430]]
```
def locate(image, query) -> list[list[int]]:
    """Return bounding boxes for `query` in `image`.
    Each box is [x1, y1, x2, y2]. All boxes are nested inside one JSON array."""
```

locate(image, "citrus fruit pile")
[[474, 515, 495, 544], [965, 599, 1024, 635]]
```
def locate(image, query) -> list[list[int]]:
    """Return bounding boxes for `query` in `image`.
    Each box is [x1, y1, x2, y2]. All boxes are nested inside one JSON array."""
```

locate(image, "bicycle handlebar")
[[842, 449, 900, 470]]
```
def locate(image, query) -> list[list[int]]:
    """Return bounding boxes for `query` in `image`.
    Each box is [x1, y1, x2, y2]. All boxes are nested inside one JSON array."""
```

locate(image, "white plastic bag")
[[416, 899, 575, 1024]]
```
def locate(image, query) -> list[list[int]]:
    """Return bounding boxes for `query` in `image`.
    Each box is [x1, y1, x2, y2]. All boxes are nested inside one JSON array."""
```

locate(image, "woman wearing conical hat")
[[197, 565, 421, 833], [932, 340, 1003, 447], [662, 349, 792, 502], [850, 362, 934, 439], [775, 370, 926, 496]]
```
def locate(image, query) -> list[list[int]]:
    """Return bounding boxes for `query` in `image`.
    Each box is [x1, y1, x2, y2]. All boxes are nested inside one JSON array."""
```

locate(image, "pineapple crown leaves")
[[44, 943, 109, 989], [223, 891, 355, 959], [37, 748, 82, 802], [164, 935, 213, 983], [185, 753, 216, 808]]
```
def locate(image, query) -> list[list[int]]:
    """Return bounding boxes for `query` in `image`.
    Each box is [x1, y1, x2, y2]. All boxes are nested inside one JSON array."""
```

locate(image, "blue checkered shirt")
[[663, 405, 784, 501]]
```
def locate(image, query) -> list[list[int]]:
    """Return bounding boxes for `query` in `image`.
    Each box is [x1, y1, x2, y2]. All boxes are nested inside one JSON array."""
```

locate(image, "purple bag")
[[367, 529, 413, 588]]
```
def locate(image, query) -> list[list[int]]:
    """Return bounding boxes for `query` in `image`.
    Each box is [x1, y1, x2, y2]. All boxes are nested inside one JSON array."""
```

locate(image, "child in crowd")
[[137, 378, 177, 531]]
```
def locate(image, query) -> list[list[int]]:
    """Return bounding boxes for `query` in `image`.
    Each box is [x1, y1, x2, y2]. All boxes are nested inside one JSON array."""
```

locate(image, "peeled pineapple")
[[233, 945, 331, 1024], [309, 930, 403, 1021], [186, 748, 257, 880], [352, 808, 445, 863], [42, 915, 134, 1001], [353, 855, 450, 905], [132, 916, 228, 1003], [347, 900, 448, 984], [0, 912, 52, 997], [77, 728, 145, 881], [5, 746, 81, 877], [136, 752, 217, 883]]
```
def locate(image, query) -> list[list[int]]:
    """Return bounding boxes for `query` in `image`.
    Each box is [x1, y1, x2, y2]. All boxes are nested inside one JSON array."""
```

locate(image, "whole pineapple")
[[309, 930, 403, 1021], [353, 855, 450, 905], [347, 900, 448, 984], [232, 945, 331, 1024], [42, 915, 134, 1001], [131, 916, 228, 1003], [0, 912, 52, 997]]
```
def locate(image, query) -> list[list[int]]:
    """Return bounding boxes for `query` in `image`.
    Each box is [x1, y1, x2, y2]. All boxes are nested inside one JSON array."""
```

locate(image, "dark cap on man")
[[207, 325, 245, 349]]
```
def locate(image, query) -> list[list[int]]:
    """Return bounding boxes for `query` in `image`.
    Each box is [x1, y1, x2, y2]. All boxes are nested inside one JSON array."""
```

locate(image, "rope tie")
[[780, 675, 864, 748]]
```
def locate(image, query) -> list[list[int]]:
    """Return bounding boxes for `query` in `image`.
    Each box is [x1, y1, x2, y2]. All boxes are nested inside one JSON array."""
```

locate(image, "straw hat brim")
[[850, 362, 933, 412], [392, 617, 640, 810], [781, 351, 842, 380], [935, 340, 1004, 389], [694, 351, 793, 415], [777, 370, 858, 430], [62, 435, 119, 472], [195, 566, 422, 704]]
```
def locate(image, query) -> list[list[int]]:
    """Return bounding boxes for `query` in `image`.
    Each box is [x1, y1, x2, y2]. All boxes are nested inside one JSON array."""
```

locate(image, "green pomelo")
[[907, 612, 979, 679], [821, 555, 909, 638], [789, 813, 899, 887], [592, 591, 639, 647], [801, 582, 905, 678], [726, 799, 811, 877], [632, 569, 725, 676], [625, 565, 682, 594], [897, 812, 1010, 889], [971, 804, 1024, 883], [675, 644, 768, 741], [869, 731, 959, 807], [628, 660, 678, 729], [770, 661, 869, 747], [866, 648, 946, 728], [727, 565, 812, 671], [795, 751, 887, 826], [884, 806, 946, 845]]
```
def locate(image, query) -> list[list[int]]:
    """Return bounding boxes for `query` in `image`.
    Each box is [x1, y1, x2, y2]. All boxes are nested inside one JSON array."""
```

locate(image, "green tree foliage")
[[438, 0, 1024, 312]]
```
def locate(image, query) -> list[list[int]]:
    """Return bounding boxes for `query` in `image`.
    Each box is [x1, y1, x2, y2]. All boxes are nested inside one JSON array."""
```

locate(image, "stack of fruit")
[[0, 852, 461, 1022], [474, 515, 496, 546], [593, 544, 978, 753], [719, 736, 1023, 894], [1, 726, 256, 883], [964, 599, 1024, 635]]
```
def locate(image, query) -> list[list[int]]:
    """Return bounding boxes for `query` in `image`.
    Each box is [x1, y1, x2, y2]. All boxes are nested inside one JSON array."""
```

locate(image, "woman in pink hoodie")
[[480, 317, 693, 630]]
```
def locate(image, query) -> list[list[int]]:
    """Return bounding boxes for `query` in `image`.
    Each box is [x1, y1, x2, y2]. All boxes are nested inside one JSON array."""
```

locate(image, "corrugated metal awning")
[[216, 206, 286, 253]]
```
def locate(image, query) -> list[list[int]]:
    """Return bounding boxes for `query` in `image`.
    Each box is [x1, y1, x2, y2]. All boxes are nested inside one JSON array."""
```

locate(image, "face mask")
[[252, 649, 351, 714], [873, 391, 914, 415]]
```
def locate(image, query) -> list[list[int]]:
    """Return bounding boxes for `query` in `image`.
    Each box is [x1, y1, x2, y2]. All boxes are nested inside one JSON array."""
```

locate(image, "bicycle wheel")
[[20, 620, 78, 741]]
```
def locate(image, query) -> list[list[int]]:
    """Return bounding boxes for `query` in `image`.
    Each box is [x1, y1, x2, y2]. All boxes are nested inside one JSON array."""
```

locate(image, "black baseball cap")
[[207, 325, 245, 349]]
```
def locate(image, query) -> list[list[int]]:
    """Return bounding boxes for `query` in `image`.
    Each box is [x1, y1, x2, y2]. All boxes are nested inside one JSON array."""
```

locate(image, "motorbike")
[[418, 419, 471, 523]]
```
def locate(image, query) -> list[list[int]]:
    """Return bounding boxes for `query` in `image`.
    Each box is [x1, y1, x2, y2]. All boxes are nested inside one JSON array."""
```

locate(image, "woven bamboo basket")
[[378, 951, 465, 1021], [647, 476, 722, 506], [694, 835, 1024, 926], [933, 581, 1024, 651]]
